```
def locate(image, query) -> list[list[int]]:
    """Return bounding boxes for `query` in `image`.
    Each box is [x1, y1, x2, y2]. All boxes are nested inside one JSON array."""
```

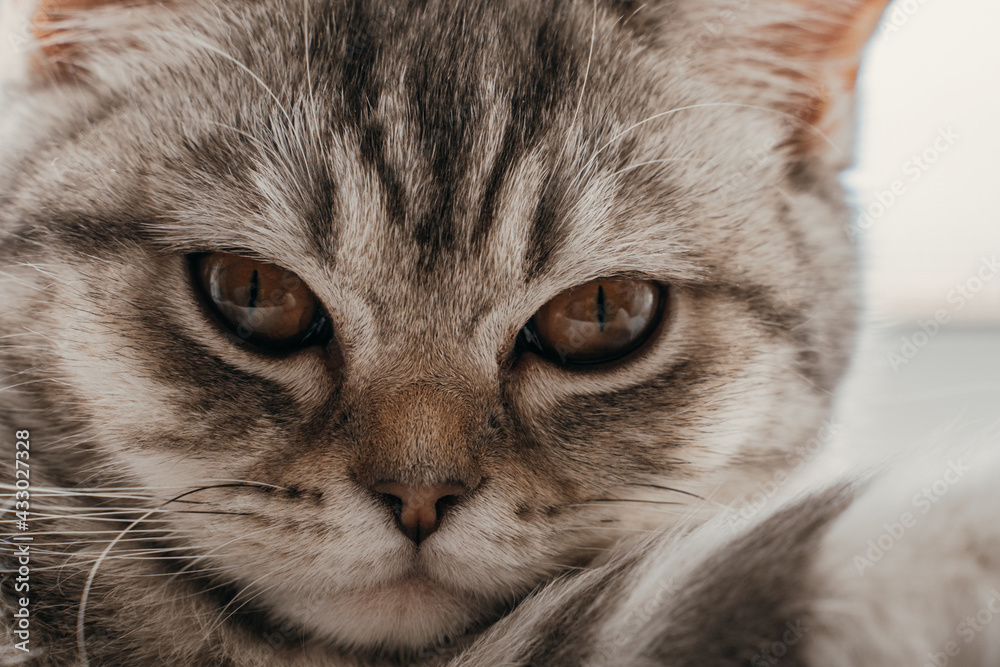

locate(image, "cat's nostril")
[[370, 481, 470, 545], [435, 494, 460, 516], [383, 493, 403, 518]]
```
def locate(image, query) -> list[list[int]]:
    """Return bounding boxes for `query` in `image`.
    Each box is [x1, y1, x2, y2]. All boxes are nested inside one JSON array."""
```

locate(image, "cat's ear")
[[670, 0, 890, 160], [1, 0, 159, 84], [745, 0, 891, 160]]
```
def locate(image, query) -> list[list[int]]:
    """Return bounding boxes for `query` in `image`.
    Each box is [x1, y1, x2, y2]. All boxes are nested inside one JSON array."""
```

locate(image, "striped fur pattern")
[[4, 0, 997, 665], [446, 449, 1000, 667]]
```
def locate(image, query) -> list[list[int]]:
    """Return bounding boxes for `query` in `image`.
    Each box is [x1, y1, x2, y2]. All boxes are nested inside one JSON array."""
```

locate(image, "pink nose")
[[370, 481, 470, 545]]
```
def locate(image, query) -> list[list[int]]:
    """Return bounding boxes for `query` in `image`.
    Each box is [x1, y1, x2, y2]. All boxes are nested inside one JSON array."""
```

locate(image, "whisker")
[[1, 535, 199, 546], [201, 561, 299, 640], [609, 156, 713, 178], [579, 498, 685, 506], [77, 508, 160, 667], [623, 483, 706, 501], [574, 101, 841, 185], [0, 528, 200, 537], [72, 480, 284, 664], [158, 525, 279, 589], [13, 514, 230, 523], [567, 0, 598, 138]]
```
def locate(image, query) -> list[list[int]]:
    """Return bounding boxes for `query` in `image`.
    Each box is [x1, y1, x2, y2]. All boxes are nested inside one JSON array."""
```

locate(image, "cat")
[[2, 0, 999, 665]]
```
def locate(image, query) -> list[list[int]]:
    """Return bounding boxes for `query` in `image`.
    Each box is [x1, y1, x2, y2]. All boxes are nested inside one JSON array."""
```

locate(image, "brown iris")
[[195, 253, 330, 350], [524, 278, 664, 365]]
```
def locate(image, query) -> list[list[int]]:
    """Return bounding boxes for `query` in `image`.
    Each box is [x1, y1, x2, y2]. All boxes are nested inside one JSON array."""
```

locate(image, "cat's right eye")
[[193, 253, 331, 351], [520, 278, 666, 366]]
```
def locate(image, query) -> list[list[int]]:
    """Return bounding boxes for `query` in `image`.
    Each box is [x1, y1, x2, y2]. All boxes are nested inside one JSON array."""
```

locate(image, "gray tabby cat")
[[2, 0, 999, 665]]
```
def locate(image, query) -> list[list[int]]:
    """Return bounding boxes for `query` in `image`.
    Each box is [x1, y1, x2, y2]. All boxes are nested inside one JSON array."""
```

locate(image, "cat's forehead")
[[298, 0, 669, 268], [25, 0, 787, 337], [157, 0, 696, 313]]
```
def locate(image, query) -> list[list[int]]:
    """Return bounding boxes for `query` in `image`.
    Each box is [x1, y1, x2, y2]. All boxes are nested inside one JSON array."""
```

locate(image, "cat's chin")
[[272, 572, 487, 653]]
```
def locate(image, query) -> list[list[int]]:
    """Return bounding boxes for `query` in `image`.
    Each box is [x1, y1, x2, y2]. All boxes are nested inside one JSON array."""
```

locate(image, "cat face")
[[0, 0, 881, 654]]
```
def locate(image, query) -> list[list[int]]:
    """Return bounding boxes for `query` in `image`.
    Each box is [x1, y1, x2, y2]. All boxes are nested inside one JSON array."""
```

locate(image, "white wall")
[[850, 0, 1000, 324]]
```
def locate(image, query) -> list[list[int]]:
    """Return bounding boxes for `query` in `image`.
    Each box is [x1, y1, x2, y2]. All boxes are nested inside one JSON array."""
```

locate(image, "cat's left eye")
[[194, 253, 331, 351]]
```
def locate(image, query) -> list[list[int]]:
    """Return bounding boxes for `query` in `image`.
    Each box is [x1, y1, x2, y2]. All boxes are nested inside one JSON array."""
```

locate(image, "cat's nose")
[[370, 481, 470, 545]]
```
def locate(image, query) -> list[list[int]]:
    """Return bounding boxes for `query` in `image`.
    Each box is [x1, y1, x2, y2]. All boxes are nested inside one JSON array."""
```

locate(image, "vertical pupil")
[[596, 284, 606, 333], [248, 269, 259, 309]]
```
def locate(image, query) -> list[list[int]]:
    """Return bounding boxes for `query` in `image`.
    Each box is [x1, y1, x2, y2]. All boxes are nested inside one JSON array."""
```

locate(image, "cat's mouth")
[[229, 541, 510, 653], [347, 559, 496, 609], [343, 571, 455, 606], [302, 571, 489, 651]]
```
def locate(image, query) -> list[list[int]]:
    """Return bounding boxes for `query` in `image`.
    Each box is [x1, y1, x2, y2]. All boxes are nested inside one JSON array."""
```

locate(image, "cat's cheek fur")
[[12, 255, 487, 647], [35, 262, 589, 649]]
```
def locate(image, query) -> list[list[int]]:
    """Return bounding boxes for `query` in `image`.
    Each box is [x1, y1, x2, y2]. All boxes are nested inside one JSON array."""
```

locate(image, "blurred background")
[[832, 0, 1000, 462]]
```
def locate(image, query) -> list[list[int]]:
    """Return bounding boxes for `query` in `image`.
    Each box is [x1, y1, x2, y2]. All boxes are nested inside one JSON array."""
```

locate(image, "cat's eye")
[[194, 253, 331, 351], [522, 278, 665, 365]]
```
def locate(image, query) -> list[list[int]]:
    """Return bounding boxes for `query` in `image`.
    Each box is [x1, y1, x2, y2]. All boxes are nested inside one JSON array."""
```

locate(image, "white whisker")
[[77, 508, 159, 667], [574, 101, 841, 186], [566, 0, 598, 144]]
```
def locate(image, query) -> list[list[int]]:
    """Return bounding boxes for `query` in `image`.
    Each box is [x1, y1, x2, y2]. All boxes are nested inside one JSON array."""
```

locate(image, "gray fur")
[[0, 0, 907, 665], [447, 482, 859, 666]]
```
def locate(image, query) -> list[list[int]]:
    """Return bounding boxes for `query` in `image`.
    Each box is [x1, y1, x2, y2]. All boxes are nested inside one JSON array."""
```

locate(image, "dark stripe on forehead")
[[525, 172, 571, 280], [474, 123, 521, 247], [386, 1, 586, 270], [512, 17, 581, 276], [321, 1, 407, 228], [337, 0, 382, 115], [310, 0, 591, 274], [176, 120, 344, 261], [474, 10, 579, 248], [303, 166, 341, 260], [403, 3, 497, 266], [525, 132, 647, 282], [359, 124, 406, 226]]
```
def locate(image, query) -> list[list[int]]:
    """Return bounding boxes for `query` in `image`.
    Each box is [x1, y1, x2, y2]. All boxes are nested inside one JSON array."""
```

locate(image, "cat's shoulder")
[[451, 446, 1000, 666]]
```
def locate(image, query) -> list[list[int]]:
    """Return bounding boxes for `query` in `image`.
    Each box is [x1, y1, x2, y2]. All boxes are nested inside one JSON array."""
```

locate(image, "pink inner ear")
[[29, 0, 134, 77], [32, 0, 119, 34], [827, 0, 890, 85], [783, 0, 890, 81], [764, 0, 890, 157]]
